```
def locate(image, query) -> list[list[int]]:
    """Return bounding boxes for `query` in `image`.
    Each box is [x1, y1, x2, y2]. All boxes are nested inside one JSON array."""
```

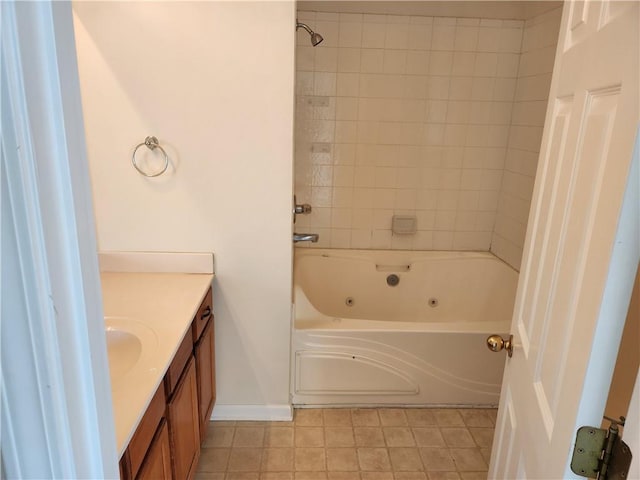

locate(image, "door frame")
[[1, 2, 117, 478]]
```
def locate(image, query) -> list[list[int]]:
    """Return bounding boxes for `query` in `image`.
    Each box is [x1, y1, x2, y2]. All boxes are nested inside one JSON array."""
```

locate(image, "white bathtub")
[[291, 249, 518, 407]]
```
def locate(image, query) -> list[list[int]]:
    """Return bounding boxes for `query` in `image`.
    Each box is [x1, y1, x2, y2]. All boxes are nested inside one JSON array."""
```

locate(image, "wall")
[[605, 267, 640, 421], [73, 2, 295, 415], [491, 7, 562, 269], [294, 11, 525, 250]]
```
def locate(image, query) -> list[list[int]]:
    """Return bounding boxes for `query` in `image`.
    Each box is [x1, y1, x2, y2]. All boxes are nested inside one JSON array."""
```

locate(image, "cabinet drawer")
[[165, 332, 194, 396], [192, 287, 213, 343], [127, 382, 166, 479]]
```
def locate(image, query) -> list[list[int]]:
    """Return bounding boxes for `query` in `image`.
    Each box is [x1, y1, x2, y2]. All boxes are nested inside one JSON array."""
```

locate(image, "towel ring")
[[132, 136, 169, 177]]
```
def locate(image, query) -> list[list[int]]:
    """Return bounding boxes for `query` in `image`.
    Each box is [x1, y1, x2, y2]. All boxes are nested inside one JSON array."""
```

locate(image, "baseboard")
[[211, 404, 293, 422]]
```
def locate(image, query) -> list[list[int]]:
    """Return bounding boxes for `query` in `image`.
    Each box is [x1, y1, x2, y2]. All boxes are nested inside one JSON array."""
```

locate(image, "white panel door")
[[489, 1, 639, 478]]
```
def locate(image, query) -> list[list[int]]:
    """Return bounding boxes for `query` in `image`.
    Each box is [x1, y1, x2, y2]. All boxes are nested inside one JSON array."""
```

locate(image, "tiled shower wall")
[[294, 11, 525, 251], [294, 9, 561, 264], [491, 7, 562, 269]]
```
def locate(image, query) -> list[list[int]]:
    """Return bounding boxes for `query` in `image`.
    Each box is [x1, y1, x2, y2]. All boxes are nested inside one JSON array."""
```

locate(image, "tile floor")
[[195, 408, 496, 480]]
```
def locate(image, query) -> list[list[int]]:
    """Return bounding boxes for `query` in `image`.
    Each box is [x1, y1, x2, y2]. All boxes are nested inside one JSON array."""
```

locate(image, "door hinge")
[[571, 416, 632, 479]]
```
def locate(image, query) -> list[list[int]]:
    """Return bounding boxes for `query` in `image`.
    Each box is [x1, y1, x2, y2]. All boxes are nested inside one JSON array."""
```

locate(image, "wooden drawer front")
[[165, 332, 194, 396], [136, 419, 172, 480], [128, 382, 166, 479], [192, 287, 213, 343]]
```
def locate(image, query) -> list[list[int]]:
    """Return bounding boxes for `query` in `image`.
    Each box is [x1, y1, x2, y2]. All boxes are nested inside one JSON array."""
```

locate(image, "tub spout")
[[293, 233, 319, 243]]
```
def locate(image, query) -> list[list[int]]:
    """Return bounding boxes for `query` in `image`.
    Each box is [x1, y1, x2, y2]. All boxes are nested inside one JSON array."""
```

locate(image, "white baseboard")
[[211, 404, 293, 422]]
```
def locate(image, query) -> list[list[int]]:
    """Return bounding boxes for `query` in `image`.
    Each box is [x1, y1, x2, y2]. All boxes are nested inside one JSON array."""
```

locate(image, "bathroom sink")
[[106, 328, 142, 378], [104, 317, 158, 383]]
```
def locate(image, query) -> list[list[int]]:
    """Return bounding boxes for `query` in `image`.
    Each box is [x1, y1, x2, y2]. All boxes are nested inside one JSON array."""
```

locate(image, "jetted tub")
[[291, 249, 518, 406]]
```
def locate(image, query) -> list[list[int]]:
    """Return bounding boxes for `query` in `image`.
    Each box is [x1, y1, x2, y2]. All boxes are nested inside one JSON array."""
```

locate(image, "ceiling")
[[297, 1, 563, 21]]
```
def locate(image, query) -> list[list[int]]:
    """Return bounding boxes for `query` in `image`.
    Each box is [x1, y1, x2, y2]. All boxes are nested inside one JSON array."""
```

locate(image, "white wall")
[[73, 1, 295, 413]]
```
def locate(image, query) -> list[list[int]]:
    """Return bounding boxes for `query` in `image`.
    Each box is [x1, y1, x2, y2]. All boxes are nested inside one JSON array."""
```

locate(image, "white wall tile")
[[295, 8, 558, 256]]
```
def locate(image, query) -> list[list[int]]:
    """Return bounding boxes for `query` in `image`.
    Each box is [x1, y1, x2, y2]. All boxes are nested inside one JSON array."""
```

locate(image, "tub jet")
[[386, 274, 400, 286]]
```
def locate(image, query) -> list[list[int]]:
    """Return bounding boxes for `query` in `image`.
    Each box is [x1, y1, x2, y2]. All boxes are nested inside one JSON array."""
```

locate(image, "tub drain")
[[345, 297, 355, 306], [428, 297, 438, 307], [386, 274, 400, 286]]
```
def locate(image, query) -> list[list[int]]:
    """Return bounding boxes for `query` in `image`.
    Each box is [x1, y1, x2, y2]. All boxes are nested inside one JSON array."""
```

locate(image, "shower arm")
[[296, 22, 314, 35]]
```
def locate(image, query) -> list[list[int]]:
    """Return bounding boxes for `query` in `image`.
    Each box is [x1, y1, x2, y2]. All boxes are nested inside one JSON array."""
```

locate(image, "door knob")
[[486, 334, 513, 357]]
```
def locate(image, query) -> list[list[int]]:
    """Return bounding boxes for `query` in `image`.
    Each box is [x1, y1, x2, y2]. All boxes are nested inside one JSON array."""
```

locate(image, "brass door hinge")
[[571, 416, 632, 479]]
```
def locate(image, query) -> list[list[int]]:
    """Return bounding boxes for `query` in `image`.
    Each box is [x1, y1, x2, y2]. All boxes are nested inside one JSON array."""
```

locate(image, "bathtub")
[[291, 249, 518, 407]]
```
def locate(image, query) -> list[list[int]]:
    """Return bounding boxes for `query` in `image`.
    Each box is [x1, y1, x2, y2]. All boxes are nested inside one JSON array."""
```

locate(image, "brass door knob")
[[486, 334, 514, 357]]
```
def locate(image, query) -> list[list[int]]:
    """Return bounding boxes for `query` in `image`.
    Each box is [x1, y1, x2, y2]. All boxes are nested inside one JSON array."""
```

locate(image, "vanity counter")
[[101, 272, 213, 457]]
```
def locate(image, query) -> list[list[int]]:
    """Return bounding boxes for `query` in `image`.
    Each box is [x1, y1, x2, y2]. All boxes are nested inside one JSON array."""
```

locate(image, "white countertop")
[[101, 272, 214, 457]]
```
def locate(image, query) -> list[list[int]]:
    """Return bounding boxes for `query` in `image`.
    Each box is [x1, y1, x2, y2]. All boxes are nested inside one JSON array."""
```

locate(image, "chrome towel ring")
[[132, 136, 169, 177]]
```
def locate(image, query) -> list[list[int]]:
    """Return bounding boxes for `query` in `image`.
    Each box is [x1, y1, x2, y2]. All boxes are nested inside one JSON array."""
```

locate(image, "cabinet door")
[[167, 356, 200, 480], [137, 419, 172, 480], [194, 317, 215, 441]]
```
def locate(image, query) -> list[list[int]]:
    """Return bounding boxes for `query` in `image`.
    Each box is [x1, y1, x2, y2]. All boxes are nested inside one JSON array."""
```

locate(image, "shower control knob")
[[486, 334, 514, 357]]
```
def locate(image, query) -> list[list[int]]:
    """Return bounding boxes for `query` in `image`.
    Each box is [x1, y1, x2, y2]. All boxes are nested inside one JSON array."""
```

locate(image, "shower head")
[[296, 21, 324, 46]]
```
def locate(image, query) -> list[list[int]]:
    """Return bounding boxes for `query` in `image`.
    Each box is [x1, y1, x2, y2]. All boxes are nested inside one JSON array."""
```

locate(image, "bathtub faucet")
[[293, 233, 319, 243]]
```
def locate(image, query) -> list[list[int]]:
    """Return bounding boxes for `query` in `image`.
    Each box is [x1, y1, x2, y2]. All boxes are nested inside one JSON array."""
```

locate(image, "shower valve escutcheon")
[[294, 203, 312, 215], [486, 334, 513, 357]]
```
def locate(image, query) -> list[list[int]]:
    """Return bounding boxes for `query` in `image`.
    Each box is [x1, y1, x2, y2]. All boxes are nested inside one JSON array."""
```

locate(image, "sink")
[[106, 328, 142, 378], [104, 317, 158, 383]]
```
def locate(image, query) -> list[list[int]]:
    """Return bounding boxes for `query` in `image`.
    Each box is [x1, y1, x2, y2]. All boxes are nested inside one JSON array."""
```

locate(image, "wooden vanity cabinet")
[[119, 286, 215, 480], [137, 419, 172, 480], [166, 355, 200, 480], [119, 383, 168, 480], [192, 287, 215, 441]]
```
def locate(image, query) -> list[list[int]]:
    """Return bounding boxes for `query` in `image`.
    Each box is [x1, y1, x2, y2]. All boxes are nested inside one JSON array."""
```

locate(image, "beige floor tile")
[[195, 473, 226, 480], [378, 409, 409, 426], [383, 427, 415, 447], [296, 409, 325, 426], [327, 448, 360, 471], [412, 428, 445, 447], [405, 410, 437, 427], [355, 427, 386, 447], [227, 448, 263, 472], [458, 410, 494, 428], [233, 427, 265, 447], [459, 473, 487, 480], [198, 448, 230, 472], [419, 448, 455, 471], [360, 473, 394, 480], [326, 427, 356, 447], [468, 429, 494, 448], [295, 473, 327, 480], [226, 473, 259, 480], [328, 472, 361, 480], [261, 448, 294, 471], [266, 427, 295, 447], [295, 448, 326, 471], [324, 409, 353, 426], [486, 410, 497, 426], [479, 448, 491, 465], [388, 448, 423, 472], [351, 409, 380, 426], [440, 429, 475, 448], [357, 448, 392, 471], [261, 473, 294, 480], [203, 425, 235, 448], [394, 473, 427, 480], [213, 421, 237, 427], [449, 449, 487, 472], [426, 473, 461, 480], [296, 427, 325, 447], [432, 410, 465, 427]]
